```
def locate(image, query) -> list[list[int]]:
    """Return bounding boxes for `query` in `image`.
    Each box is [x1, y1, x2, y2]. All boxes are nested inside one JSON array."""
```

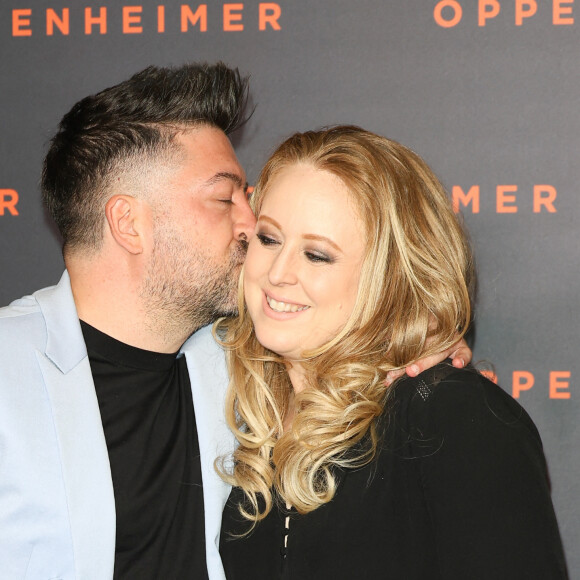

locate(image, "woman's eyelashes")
[[304, 251, 334, 264], [256, 231, 336, 264], [256, 232, 279, 246]]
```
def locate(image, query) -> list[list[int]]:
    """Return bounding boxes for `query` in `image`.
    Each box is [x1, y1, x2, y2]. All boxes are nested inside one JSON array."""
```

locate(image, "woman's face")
[[244, 163, 366, 361]]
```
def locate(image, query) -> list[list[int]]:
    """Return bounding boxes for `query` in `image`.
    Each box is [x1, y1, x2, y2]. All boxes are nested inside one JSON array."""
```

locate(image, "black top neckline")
[[80, 319, 179, 372]]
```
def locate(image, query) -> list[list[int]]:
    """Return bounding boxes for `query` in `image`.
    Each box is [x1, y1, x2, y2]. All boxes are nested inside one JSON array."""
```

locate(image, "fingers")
[[384, 359, 430, 387], [385, 368, 405, 387], [384, 338, 473, 387], [407, 354, 446, 377], [449, 338, 472, 368]]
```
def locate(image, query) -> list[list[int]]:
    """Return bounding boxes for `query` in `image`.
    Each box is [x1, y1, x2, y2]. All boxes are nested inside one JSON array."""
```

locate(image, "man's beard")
[[140, 227, 247, 343]]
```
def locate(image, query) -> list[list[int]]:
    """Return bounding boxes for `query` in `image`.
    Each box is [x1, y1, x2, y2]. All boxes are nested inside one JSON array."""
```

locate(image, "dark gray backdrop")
[[1, 1, 578, 574]]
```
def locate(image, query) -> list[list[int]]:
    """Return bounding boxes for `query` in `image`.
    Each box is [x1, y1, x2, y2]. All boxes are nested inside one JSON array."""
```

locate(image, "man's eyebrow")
[[204, 172, 245, 189]]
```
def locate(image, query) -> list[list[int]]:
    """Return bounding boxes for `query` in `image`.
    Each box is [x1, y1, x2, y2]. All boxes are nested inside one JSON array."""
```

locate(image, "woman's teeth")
[[267, 296, 309, 313]]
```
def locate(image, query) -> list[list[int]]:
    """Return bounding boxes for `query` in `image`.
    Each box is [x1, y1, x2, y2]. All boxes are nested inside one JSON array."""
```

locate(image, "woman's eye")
[[257, 233, 279, 246], [305, 251, 333, 264]]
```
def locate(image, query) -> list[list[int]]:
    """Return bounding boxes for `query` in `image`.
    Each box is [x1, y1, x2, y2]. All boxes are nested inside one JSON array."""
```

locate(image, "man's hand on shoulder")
[[385, 338, 472, 386]]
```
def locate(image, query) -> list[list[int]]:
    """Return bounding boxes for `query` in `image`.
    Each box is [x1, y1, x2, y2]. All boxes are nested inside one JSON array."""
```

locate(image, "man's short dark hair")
[[41, 62, 250, 253]]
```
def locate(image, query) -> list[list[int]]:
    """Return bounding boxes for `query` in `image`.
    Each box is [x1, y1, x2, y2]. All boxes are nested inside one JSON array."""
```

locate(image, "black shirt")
[[81, 321, 208, 579], [220, 364, 568, 579]]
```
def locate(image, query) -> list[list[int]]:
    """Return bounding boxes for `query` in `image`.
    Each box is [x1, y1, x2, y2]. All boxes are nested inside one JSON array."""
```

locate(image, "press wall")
[[1, 1, 578, 573]]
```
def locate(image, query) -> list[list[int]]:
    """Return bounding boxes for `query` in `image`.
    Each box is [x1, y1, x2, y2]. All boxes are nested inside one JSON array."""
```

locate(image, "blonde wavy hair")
[[215, 125, 474, 526]]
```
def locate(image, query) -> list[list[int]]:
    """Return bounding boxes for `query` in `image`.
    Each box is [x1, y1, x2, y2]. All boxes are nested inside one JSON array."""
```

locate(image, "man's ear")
[[105, 195, 146, 255]]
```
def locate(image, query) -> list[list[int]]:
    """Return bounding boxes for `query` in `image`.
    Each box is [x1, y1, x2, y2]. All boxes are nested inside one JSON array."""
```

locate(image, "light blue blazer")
[[0, 272, 233, 580]]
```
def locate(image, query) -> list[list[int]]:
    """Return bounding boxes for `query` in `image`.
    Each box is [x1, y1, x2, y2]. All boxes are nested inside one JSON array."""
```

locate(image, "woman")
[[216, 126, 567, 578]]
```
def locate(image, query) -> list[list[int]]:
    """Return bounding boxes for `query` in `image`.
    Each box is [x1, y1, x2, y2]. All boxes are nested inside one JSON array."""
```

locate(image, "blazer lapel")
[[36, 272, 116, 579], [183, 325, 233, 580]]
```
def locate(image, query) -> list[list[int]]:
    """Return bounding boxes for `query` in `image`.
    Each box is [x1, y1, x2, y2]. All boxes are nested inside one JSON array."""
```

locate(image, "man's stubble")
[[140, 223, 247, 345]]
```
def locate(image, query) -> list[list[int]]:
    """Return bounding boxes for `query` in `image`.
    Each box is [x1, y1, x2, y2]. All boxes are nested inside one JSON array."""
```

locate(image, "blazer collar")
[[33, 271, 116, 576], [182, 325, 232, 580], [35, 270, 87, 374]]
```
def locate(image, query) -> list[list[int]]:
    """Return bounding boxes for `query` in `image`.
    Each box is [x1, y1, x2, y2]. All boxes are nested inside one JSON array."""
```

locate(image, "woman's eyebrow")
[[302, 234, 342, 252], [258, 215, 343, 252], [256, 215, 282, 229]]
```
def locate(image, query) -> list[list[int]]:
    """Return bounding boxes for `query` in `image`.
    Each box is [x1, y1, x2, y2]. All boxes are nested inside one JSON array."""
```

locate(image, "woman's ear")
[[105, 195, 146, 255]]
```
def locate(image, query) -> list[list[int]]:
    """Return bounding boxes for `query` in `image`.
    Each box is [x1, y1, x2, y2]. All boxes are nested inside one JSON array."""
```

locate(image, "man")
[[0, 63, 470, 579]]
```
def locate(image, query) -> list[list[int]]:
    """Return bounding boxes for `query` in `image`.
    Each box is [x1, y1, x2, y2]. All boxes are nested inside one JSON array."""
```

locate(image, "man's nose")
[[234, 196, 256, 242]]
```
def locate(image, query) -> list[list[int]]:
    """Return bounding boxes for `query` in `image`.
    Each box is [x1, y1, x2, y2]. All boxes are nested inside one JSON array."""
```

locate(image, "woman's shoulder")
[[375, 364, 566, 577], [393, 361, 502, 399], [387, 362, 542, 448]]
